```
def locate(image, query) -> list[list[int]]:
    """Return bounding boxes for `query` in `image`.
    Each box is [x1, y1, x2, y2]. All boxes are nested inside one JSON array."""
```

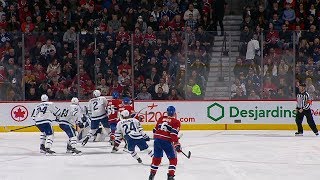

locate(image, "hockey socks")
[[168, 158, 177, 176], [150, 157, 162, 175]]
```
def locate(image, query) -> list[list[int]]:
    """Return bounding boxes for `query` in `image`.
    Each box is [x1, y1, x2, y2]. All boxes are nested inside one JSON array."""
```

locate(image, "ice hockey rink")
[[1, 130, 320, 180]]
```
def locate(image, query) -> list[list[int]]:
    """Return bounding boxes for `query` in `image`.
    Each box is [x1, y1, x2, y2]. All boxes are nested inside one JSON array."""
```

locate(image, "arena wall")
[[1, 100, 320, 132]]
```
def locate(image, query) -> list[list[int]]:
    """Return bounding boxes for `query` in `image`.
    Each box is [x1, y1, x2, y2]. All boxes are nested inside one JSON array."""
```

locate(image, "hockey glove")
[[143, 135, 150, 141], [174, 143, 182, 153], [77, 122, 84, 129], [81, 115, 87, 123]]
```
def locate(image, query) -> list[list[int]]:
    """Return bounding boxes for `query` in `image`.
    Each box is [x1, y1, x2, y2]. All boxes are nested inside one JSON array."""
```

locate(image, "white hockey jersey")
[[88, 96, 108, 120], [57, 104, 84, 125], [115, 118, 146, 140], [31, 102, 60, 125]]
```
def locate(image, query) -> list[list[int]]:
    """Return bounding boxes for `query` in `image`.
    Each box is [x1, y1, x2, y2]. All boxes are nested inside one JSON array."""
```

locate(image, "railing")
[[0, 30, 315, 101]]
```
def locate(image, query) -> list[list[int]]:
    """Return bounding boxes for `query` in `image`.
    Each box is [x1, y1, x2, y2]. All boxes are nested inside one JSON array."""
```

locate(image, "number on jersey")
[[122, 122, 137, 134], [107, 105, 115, 115]]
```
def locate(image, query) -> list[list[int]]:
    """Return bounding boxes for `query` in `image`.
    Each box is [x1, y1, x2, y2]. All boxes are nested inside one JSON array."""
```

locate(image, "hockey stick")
[[181, 150, 191, 159], [9, 124, 36, 132]]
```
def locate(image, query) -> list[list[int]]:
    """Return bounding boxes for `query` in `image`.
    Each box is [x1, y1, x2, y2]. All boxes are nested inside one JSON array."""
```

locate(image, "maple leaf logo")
[[11, 105, 28, 122], [14, 108, 25, 119]]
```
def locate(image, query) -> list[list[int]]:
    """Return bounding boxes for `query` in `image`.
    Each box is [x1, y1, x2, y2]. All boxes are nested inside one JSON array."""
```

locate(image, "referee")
[[295, 83, 319, 136]]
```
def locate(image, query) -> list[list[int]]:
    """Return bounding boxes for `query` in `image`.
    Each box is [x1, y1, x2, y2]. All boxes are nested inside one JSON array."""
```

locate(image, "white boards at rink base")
[[1, 100, 320, 132]]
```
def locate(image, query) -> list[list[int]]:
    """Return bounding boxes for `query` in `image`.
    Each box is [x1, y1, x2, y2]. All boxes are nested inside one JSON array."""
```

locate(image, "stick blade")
[[187, 151, 191, 159]]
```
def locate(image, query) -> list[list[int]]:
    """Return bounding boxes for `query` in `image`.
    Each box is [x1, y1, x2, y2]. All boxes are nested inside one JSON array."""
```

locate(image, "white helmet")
[[71, 97, 79, 104], [120, 110, 130, 119], [93, 90, 101, 97], [41, 94, 49, 102]]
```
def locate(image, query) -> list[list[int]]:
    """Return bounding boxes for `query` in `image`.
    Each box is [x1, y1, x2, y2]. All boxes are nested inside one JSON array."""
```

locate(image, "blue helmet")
[[167, 106, 176, 116], [123, 97, 131, 104], [112, 91, 119, 99]]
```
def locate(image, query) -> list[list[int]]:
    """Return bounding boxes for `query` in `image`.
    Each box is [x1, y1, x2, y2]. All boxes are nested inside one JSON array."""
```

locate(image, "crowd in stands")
[[237, 0, 320, 100], [0, 0, 228, 101]]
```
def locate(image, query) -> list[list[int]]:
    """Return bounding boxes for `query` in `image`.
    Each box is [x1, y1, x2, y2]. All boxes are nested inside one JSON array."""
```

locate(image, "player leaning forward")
[[82, 90, 111, 146], [112, 110, 153, 163], [295, 83, 319, 136], [56, 97, 84, 155], [149, 106, 182, 180], [31, 94, 60, 155]]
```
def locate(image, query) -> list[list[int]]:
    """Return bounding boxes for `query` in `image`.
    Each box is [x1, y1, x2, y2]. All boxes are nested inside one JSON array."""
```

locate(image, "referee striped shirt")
[[296, 91, 312, 110]]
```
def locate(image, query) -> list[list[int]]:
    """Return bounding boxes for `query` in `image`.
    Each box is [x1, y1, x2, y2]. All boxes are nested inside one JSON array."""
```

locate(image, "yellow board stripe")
[[1, 124, 320, 132]]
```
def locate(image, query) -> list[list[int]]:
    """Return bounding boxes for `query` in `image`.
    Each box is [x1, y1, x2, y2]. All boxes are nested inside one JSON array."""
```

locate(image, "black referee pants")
[[295, 109, 318, 133]]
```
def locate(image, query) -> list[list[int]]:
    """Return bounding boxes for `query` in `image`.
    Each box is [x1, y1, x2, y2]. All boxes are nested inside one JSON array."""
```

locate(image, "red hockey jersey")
[[118, 104, 135, 115], [153, 116, 181, 143], [107, 99, 122, 123]]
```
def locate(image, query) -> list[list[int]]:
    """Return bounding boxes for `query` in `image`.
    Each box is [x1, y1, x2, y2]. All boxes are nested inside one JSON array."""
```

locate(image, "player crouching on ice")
[[31, 94, 60, 155], [112, 110, 153, 163], [149, 106, 182, 180], [56, 97, 84, 155]]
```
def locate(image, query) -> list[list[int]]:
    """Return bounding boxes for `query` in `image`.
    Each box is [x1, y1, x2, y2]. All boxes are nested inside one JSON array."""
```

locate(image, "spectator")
[[40, 39, 56, 56], [240, 26, 253, 55], [63, 26, 77, 44], [231, 78, 246, 98], [246, 34, 260, 62], [108, 14, 121, 32], [96, 78, 109, 96], [233, 58, 247, 77], [186, 78, 202, 97], [155, 78, 169, 94], [248, 90, 261, 99], [212, 0, 227, 36], [153, 86, 167, 100], [135, 16, 148, 33], [26, 87, 38, 101], [136, 85, 152, 100], [21, 16, 35, 32], [167, 88, 183, 100], [183, 4, 200, 21], [282, 4, 295, 22]]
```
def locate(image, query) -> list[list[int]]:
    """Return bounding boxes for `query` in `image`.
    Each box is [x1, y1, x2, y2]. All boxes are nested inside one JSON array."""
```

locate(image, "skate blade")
[[45, 153, 56, 156]]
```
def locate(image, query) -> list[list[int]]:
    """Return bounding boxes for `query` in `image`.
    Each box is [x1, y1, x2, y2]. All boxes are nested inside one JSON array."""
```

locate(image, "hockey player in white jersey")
[[31, 94, 60, 155], [82, 90, 111, 146], [57, 97, 84, 155], [112, 110, 153, 163]]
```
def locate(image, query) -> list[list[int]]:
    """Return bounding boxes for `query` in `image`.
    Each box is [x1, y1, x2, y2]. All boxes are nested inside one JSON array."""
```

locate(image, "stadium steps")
[[204, 15, 242, 100]]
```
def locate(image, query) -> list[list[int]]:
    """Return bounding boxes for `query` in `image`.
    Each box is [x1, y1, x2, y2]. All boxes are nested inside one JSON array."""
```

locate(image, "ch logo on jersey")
[[11, 105, 29, 122]]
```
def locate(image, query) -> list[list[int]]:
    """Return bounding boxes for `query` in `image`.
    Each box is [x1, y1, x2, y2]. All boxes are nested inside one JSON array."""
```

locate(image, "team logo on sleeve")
[[11, 105, 29, 122]]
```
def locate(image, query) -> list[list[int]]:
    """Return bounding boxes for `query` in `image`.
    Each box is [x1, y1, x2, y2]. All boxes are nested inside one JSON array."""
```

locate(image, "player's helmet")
[[167, 106, 176, 116], [112, 91, 119, 99], [41, 94, 49, 102], [123, 97, 131, 104], [71, 97, 79, 104], [120, 110, 130, 119], [93, 90, 101, 97]]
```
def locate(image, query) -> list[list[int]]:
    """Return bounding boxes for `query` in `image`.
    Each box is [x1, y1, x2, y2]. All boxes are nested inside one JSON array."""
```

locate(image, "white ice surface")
[[1, 130, 320, 180]]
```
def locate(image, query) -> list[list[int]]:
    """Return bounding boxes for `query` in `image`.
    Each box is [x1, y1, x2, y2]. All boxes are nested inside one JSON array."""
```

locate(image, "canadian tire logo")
[[207, 102, 224, 121]]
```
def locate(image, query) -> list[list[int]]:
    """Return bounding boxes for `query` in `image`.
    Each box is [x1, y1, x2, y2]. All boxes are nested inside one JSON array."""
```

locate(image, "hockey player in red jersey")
[[118, 97, 134, 115], [107, 91, 122, 143], [149, 106, 182, 180]]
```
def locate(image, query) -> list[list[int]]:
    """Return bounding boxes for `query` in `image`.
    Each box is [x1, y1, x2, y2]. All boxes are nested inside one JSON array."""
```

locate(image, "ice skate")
[[148, 173, 155, 180], [45, 148, 56, 155], [167, 174, 175, 180], [295, 132, 303, 136], [40, 144, 46, 153]]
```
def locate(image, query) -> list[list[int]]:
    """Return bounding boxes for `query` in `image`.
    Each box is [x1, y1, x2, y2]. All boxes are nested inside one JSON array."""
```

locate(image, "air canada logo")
[[207, 102, 224, 121], [11, 105, 28, 122]]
